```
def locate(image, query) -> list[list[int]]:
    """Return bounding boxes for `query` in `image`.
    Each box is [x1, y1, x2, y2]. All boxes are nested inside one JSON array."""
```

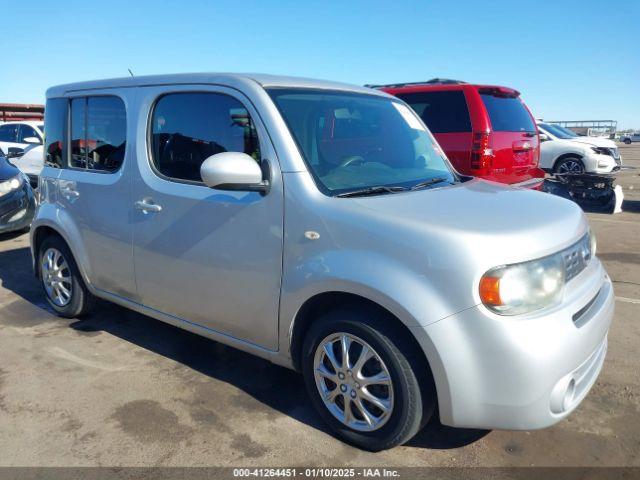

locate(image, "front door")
[[132, 86, 284, 350]]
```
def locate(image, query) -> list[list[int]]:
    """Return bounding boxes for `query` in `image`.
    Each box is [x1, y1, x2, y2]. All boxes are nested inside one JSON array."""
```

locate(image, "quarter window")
[[44, 98, 67, 168], [70, 96, 126, 172], [150, 92, 261, 183]]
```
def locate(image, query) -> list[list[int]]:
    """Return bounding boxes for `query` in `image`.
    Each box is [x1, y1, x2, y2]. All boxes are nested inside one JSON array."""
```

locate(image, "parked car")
[[32, 74, 613, 451], [0, 149, 36, 234], [0, 121, 45, 185], [537, 122, 622, 174], [620, 132, 640, 144], [371, 79, 545, 188]]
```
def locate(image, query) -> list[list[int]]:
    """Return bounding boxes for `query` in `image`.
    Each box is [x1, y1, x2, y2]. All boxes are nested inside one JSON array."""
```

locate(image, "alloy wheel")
[[558, 160, 584, 174], [41, 247, 73, 307], [313, 332, 394, 432]]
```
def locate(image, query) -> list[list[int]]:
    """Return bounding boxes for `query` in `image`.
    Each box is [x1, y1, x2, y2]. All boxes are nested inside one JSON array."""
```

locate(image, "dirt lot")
[[0, 144, 638, 468]]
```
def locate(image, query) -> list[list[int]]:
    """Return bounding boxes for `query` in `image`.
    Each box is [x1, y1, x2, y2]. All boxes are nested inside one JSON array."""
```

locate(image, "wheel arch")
[[553, 153, 584, 172], [289, 292, 431, 378], [31, 223, 92, 290]]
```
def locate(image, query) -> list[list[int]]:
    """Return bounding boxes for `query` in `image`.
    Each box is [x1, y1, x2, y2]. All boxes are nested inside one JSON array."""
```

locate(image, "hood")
[[568, 136, 617, 148], [345, 178, 587, 268], [0, 156, 20, 181]]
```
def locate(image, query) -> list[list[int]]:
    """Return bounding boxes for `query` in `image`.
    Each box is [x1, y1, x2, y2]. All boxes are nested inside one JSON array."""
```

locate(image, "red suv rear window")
[[480, 93, 535, 133]]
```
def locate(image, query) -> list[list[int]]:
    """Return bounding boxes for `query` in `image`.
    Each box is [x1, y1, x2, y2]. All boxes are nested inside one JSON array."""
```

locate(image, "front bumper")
[[590, 153, 621, 174], [412, 257, 613, 430], [0, 182, 36, 234]]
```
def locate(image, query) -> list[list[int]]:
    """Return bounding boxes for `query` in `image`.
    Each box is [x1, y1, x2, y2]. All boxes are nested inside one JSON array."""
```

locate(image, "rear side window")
[[44, 98, 67, 168], [480, 94, 535, 133], [70, 95, 126, 172], [150, 92, 261, 183], [395, 91, 471, 133]]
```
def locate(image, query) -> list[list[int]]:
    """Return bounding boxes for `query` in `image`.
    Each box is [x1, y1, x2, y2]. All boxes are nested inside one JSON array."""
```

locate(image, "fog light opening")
[[562, 378, 576, 412], [8, 208, 27, 222]]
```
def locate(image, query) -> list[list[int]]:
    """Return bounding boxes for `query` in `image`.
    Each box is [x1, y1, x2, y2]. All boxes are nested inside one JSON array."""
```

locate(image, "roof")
[[370, 79, 520, 96], [47, 73, 390, 98]]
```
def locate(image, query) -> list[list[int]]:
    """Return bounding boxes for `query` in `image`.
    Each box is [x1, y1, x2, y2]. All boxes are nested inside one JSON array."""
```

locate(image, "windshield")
[[268, 89, 456, 195], [555, 124, 579, 138], [539, 122, 576, 140]]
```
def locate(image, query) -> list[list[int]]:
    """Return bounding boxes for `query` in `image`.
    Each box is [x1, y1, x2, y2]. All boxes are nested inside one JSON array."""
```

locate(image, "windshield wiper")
[[410, 177, 451, 191], [336, 185, 406, 198]]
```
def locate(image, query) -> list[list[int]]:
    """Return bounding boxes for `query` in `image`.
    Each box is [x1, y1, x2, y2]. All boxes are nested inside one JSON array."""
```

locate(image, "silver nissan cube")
[[31, 73, 614, 451]]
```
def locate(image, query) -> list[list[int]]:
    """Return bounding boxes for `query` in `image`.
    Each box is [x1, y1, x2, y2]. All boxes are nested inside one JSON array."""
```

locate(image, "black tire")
[[554, 156, 585, 174], [38, 235, 94, 318], [624, 139, 631, 145], [301, 306, 435, 451]]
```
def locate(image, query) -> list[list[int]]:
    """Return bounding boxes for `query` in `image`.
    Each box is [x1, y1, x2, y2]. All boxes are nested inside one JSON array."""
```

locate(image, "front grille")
[[562, 234, 591, 282]]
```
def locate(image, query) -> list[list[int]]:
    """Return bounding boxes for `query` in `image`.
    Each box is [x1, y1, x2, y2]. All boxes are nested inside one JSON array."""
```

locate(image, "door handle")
[[135, 199, 162, 213]]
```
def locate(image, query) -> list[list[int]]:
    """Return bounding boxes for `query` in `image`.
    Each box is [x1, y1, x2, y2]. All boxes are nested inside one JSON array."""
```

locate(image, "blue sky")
[[2, 0, 639, 128]]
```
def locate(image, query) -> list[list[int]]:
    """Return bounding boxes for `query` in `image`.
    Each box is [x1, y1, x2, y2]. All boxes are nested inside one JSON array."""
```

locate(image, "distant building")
[[546, 120, 617, 138], [0, 103, 45, 122]]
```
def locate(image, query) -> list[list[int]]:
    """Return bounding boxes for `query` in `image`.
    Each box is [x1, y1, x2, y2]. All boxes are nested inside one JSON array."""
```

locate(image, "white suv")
[[537, 122, 621, 174], [0, 121, 45, 184]]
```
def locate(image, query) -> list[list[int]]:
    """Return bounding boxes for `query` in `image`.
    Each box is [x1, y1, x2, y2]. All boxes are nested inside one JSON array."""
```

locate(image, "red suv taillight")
[[470, 132, 493, 175]]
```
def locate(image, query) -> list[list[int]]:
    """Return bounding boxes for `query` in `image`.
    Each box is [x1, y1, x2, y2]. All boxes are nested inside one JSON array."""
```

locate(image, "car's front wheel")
[[39, 235, 94, 318], [624, 139, 632, 144], [302, 307, 433, 451], [555, 157, 585, 174]]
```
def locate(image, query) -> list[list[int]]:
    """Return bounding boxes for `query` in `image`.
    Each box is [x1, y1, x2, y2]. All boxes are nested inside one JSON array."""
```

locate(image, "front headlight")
[[480, 254, 565, 315], [591, 146, 611, 156], [0, 174, 23, 197], [480, 232, 595, 316]]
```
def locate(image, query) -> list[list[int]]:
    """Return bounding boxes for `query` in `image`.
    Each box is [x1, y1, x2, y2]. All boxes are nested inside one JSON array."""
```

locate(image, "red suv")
[[373, 79, 545, 188]]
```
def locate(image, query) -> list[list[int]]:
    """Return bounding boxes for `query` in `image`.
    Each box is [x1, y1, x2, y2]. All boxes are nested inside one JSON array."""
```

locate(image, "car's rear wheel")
[[39, 236, 94, 318], [555, 157, 585, 174], [302, 307, 433, 451], [624, 139, 632, 144]]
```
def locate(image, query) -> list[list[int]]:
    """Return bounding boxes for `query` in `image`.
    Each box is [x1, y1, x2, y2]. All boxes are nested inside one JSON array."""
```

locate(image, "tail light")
[[470, 132, 493, 174]]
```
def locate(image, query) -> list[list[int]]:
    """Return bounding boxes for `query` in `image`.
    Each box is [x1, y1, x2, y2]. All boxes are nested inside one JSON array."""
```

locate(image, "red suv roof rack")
[[365, 78, 467, 89]]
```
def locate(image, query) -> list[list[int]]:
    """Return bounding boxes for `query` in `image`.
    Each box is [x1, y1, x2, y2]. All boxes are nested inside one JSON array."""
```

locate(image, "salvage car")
[[0, 149, 36, 234], [371, 78, 545, 189], [538, 122, 622, 174], [31, 74, 613, 451]]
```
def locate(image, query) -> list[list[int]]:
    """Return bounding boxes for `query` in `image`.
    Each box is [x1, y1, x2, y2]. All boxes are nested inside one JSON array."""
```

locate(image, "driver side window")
[[150, 92, 261, 183]]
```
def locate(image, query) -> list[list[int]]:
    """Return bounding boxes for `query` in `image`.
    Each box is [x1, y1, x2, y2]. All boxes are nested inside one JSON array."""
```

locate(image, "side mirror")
[[23, 136, 42, 145], [6, 147, 25, 159], [539, 133, 550, 142], [200, 152, 269, 193]]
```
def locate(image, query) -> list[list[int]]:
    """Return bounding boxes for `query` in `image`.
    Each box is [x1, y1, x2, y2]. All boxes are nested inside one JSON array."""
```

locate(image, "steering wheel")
[[339, 155, 366, 168]]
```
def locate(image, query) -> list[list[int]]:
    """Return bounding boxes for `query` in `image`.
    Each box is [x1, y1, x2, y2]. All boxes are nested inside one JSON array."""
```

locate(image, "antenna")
[[127, 68, 135, 78]]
